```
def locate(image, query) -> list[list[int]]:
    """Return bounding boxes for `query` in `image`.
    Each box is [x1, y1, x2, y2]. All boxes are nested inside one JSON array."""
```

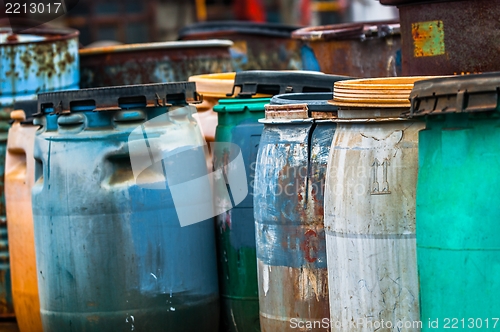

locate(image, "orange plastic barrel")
[[5, 108, 42, 332], [188, 72, 236, 144]]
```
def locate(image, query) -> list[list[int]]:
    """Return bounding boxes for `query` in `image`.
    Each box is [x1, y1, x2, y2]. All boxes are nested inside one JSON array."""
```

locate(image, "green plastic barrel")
[[410, 73, 500, 331], [214, 97, 269, 332]]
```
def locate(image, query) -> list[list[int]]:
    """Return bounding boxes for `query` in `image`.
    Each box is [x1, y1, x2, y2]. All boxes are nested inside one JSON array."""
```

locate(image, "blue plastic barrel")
[[32, 83, 219, 331]]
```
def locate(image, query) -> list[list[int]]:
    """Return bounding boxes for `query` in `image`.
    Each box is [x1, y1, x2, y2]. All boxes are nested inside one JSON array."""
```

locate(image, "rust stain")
[[412, 21, 445, 58]]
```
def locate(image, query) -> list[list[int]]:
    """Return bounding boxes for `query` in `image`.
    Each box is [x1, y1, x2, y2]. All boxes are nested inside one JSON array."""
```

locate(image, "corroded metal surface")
[[394, 0, 500, 75], [292, 21, 401, 78], [255, 122, 333, 331], [324, 108, 423, 331], [178, 22, 304, 71], [79, 40, 234, 88], [0, 25, 79, 108]]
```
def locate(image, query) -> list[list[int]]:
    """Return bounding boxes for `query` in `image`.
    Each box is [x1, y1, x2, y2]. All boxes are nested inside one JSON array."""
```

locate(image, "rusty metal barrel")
[[380, 0, 500, 76], [324, 77, 433, 331], [292, 20, 401, 77], [79, 40, 234, 88], [1, 23, 79, 320], [32, 83, 219, 331], [214, 71, 349, 332], [254, 90, 348, 332], [178, 22, 306, 71]]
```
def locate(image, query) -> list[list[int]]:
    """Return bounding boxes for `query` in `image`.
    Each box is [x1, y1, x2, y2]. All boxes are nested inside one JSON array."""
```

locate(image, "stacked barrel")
[[1, 5, 499, 332]]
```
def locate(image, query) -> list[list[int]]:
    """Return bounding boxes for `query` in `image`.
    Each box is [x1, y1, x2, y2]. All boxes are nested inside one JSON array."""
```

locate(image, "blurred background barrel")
[[79, 40, 234, 88], [0, 22, 79, 320], [380, 0, 500, 76]]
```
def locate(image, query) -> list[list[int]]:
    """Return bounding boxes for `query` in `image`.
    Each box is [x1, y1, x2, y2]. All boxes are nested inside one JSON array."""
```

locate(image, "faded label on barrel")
[[412, 21, 445, 57]]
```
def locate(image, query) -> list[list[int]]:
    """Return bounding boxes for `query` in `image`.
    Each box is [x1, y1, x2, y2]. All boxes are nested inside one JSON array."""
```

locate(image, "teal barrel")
[[410, 73, 500, 331], [1, 23, 79, 318], [213, 71, 352, 332], [254, 91, 348, 332], [32, 83, 219, 331]]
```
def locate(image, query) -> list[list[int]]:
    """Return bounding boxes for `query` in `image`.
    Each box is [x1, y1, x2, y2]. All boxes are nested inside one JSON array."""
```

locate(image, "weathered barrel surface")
[[410, 73, 500, 331], [32, 83, 219, 331], [324, 77, 427, 331]]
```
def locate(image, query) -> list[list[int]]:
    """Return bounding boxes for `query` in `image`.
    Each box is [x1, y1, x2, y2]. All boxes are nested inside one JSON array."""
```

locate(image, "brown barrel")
[[380, 0, 500, 75], [292, 20, 401, 78]]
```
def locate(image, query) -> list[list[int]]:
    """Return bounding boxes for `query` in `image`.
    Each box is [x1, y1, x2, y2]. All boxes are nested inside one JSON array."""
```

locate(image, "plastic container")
[[409, 72, 500, 331], [5, 101, 42, 332], [324, 77, 433, 331], [32, 83, 219, 331]]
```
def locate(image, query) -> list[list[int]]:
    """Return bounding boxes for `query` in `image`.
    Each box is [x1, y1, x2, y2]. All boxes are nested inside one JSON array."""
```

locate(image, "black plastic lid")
[[230, 71, 353, 98], [36, 82, 199, 116], [409, 72, 500, 117], [178, 21, 301, 39], [13, 99, 38, 124], [270, 92, 337, 112]]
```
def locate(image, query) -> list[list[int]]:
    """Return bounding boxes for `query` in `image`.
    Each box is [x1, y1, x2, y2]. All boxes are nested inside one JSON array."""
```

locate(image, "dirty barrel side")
[[324, 78, 428, 331], [5, 101, 42, 332], [32, 83, 219, 332], [254, 92, 341, 332], [214, 97, 269, 332]]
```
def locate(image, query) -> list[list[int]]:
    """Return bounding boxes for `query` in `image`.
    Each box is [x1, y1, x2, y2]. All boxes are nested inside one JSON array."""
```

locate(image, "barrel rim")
[[291, 19, 400, 41], [79, 39, 234, 56], [0, 24, 79, 46], [178, 20, 302, 39]]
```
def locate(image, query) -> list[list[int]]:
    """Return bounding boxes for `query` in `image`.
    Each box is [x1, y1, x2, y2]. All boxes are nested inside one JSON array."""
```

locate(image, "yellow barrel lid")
[[330, 76, 439, 108], [188, 72, 236, 98]]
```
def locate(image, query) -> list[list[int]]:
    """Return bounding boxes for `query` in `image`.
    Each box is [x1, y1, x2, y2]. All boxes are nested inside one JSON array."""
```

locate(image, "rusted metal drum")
[[5, 101, 42, 332], [214, 71, 348, 332], [178, 22, 307, 71], [79, 40, 234, 88], [254, 90, 346, 332], [324, 77, 432, 331], [292, 20, 401, 77], [409, 73, 500, 331], [1, 23, 79, 319], [32, 83, 219, 331], [380, 0, 500, 76]]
